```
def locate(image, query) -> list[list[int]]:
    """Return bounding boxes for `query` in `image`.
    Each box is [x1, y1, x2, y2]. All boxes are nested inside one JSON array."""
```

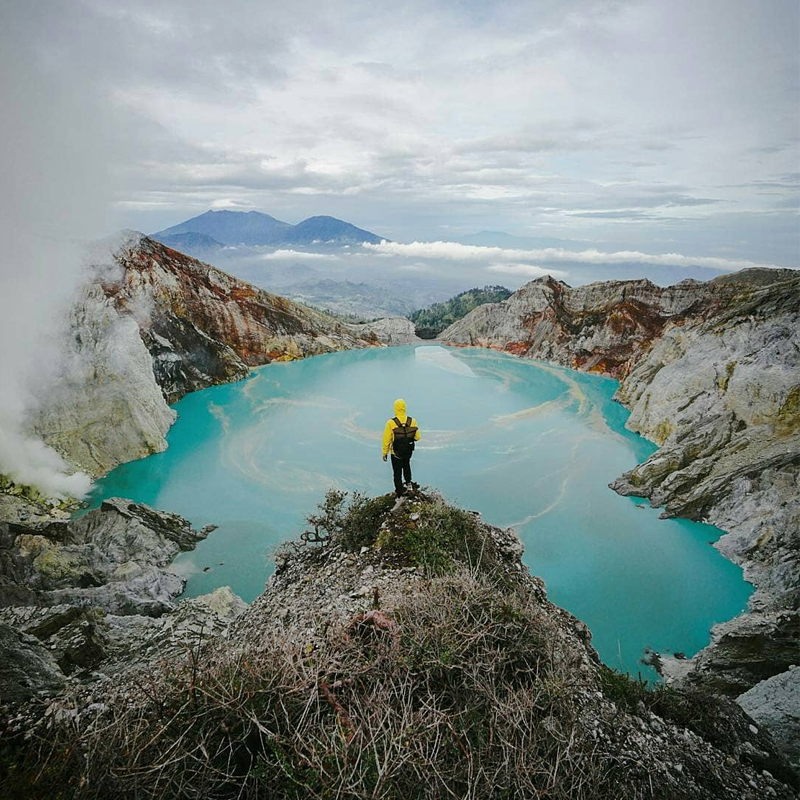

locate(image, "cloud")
[[52, 0, 792, 265], [362, 240, 786, 272], [0, 427, 92, 499], [5, 1, 798, 268], [260, 250, 340, 261], [566, 210, 659, 220]]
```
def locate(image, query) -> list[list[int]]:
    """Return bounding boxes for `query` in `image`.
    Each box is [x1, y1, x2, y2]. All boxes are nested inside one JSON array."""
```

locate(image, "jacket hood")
[[393, 398, 407, 417]]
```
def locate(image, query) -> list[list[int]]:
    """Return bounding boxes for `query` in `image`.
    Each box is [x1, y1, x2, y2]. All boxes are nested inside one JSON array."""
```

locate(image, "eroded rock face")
[[107, 233, 386, 404], [443, 268, 800, 764], [0, 498, 214, 616], [33, 283, 176, 477], [738, 667, 800, 772], [0, 622, 66, 703], [0, 499, 247, 707], [350, 315, 419, 345], [31, 232, 397, 478]]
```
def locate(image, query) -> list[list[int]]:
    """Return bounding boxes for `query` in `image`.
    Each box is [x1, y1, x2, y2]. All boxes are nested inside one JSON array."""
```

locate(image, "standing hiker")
[[382, 398, 421, 497]]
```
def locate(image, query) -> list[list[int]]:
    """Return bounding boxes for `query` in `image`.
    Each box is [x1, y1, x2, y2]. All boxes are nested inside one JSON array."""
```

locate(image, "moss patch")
[[376, 496, 501, 576], [32, 544, 84, 584], [653, 418, 674, 444], [774, 384, 800, 436], [717, 360, 736, 392]]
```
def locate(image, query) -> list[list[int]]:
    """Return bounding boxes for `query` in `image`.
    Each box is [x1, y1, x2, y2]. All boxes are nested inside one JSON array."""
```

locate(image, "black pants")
[[391, 454, 412, 496]]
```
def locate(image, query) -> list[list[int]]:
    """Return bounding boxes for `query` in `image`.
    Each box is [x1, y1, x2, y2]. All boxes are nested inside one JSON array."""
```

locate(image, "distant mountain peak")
[[153, 210, 384, 247]]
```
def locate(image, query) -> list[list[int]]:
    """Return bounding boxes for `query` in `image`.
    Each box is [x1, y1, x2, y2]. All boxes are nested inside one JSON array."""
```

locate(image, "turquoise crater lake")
[[88, 345, 751, 678]]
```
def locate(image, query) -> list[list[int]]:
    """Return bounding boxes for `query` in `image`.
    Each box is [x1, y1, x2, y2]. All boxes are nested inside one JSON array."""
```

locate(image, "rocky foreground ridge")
[[2, 489, 797, 799], [442, 268, 800, 764], [0, 489, 248, 706], [33, 232, 415, 477]]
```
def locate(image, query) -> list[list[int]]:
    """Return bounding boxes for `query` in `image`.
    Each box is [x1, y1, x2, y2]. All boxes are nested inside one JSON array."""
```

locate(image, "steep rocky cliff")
[[32, 283, 176, 477], [33, 233, 396, 477], [442, 268, 800, 766], [106, 233, 387, 404], [2, 490, 796, 798]]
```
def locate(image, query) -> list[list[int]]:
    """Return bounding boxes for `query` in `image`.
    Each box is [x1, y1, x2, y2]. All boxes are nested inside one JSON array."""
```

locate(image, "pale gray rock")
[[0, 604, 108, 676], [192, 585, 249, 621], [738, 667, 800, 772], [711, 464, 800, 609], [0, 498, 215, 616], [349, 315, 419, 345], [0, 498, 246, 701], [665, 610, 800, 697], [32, 283, 175, 477], [98, 586, 248, 674], [0, 621, 66, 703]]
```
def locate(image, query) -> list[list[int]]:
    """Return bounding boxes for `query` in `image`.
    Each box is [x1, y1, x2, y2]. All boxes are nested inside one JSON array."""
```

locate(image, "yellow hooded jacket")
[[382, 398, 421, 458]]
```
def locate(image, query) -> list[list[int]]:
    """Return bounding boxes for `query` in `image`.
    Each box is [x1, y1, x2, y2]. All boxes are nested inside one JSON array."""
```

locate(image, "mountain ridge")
[[154, 209, 385, 246]]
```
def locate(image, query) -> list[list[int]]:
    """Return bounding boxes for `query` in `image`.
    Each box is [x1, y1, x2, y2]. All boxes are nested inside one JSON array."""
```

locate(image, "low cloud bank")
[[0, 425, 93, 499], [364, 240, 784, 272], [261, 249, 340, 261]]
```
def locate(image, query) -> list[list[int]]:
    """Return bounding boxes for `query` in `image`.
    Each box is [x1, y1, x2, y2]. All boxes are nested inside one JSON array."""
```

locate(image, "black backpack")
[[392, 416, 417, 458]]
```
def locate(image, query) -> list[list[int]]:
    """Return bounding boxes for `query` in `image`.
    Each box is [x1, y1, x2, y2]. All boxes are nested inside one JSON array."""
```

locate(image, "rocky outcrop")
[[0, 497, 215, 615], [0, 496, 247, 705], [7, 490, 794, 798], [33, 283, 176, 477], [350, 315, 420, 345], [443, 268, 800, 764], [738, 667, 800, 771], [0, 622, 66, 704]]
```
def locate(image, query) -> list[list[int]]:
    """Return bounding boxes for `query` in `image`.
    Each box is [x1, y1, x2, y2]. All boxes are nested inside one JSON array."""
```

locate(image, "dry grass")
[[2, 572, 634, 800]]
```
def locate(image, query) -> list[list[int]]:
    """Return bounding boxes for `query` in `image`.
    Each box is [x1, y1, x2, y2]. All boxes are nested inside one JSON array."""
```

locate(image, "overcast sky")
[[10, 0, 800, 266]]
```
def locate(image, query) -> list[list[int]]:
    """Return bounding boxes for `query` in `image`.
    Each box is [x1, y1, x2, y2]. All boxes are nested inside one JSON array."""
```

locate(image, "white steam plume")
[[0, 8, 125, 498]]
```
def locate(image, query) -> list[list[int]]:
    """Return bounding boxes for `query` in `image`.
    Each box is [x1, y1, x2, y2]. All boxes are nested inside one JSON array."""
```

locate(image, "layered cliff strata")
[[3, 490, 795, 798], [33, 232, 395, 476], [442, 268, 800, 766], [105, 233, 390, 404], [0, 497, 215, 616]]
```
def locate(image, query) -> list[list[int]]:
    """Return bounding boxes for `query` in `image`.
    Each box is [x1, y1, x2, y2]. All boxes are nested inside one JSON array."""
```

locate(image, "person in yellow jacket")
[[381, 398, 421, 497]]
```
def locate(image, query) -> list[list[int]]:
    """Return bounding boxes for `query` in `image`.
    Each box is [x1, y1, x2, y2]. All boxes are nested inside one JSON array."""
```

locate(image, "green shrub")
[[376, 496, 500, 576]]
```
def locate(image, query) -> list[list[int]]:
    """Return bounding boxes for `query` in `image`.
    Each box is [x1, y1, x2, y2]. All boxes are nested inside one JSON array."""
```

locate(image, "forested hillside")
[[409, 285, 511, 338]]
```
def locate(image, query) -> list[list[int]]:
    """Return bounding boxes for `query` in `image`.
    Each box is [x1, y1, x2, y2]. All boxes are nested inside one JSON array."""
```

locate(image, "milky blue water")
[[88, 346, 751, 679]]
